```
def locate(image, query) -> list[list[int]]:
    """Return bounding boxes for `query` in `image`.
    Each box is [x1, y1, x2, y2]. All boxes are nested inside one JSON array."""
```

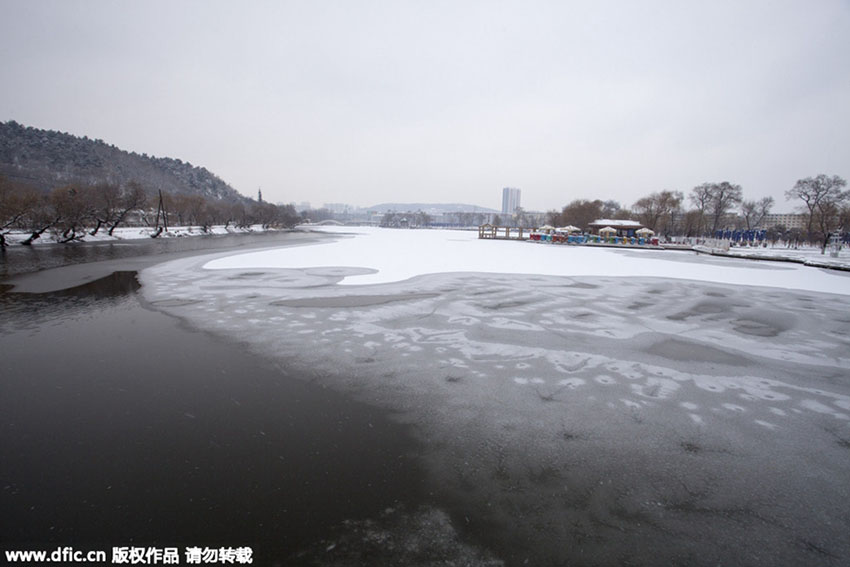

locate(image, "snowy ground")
[[141, 226, 850, 566], [691, 239, 850, 271], [206, 226, 850, 291]]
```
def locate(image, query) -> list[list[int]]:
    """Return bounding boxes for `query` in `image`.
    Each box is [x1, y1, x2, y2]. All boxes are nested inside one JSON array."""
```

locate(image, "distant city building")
[[501, 187, 521, 215], [759, 213, 806, 230], [323, 203, 354, 214]]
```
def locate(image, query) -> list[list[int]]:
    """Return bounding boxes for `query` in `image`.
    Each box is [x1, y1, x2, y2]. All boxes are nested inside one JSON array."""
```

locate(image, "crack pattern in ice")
[[140, 242, 850, 566]]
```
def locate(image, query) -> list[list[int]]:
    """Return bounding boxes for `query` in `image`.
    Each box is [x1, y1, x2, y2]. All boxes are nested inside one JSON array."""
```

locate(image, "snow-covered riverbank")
[[2, 224, 286, 245], [694, 242, 850, 271]]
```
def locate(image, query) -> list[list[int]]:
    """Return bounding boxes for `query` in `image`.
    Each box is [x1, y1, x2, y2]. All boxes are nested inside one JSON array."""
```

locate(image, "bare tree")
[[765, 224, 786, 245], [689, 183, 713, 235], [251, 201, 281, 228], [708, 181, 743, 233], [786, 174, 848, 250], [20, 192, 59, 245], [632, 190, 683, 234], [50, 184, 94, 243], [740, 197, 774, 230], [184, 195, 208, 227], [601, 200, 625, 219], [88, 183, 120, 235], [277, 203, 299, 227], [220, 202, 246, 228], [678, 210, 703, 237], [559, 199, 606, 231], [839, 204, 850, 236], [107, 181, 147, 235], [0, 176, 41, 246]]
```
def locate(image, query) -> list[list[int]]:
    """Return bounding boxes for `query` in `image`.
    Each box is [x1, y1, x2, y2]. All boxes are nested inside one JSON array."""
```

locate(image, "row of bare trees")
[[0, 175, 299, 246], [545, 175, 848, 248], [155, 193, 297, 232], [786, 175, 849, 249], [379, 210, 433, 228]]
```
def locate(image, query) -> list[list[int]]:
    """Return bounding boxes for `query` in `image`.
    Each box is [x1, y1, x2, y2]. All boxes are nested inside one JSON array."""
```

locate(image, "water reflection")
[[0, 231, 306, 279], [0, 272, 141, 332], [0, 268, 425, 565]]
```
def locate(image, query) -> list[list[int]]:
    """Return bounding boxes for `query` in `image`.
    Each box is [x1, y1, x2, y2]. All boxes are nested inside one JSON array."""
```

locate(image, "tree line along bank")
[[315, 176, 847, 252], [0, 175, 300, 247], [1, 174, 847, 251], [527, 176, 847, 250]]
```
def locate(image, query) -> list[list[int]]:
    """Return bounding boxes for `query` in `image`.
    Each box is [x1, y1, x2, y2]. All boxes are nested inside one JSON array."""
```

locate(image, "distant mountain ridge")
[[366, 202, 498, 214], [0, 120, 248, 202]]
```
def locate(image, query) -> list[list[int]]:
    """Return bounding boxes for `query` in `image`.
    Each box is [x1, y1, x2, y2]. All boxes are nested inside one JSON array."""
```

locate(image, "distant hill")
[[0, 120, 248, 202], [366, 202, 498, 214]]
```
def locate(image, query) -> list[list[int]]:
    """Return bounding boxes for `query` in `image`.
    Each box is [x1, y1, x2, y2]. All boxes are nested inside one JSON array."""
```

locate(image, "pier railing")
[[478, 225, 529, 240]]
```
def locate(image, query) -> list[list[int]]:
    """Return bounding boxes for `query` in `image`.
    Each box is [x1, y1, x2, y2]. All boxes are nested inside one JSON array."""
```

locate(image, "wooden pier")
[[478, 224, 530, 240], [477, 224, 688, 251]]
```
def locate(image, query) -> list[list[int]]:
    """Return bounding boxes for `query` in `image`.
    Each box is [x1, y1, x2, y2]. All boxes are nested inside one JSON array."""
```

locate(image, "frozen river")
[[0, 232, 437, 566], [140, 226, 850, 566]]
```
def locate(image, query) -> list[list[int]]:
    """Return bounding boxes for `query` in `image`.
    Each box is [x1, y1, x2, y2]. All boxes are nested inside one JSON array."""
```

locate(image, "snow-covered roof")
[[588, 219, 643, 227]]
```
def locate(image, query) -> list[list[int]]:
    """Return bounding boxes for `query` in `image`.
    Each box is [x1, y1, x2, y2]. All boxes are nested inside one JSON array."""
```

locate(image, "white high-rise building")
[[501, 187, 521, 215], [759, 213, 806, 230]]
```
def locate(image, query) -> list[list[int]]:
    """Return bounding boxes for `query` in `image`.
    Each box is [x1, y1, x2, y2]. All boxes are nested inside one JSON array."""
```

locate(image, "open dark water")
[[0, 236, 429, 566], [0, 230, 329, 282]]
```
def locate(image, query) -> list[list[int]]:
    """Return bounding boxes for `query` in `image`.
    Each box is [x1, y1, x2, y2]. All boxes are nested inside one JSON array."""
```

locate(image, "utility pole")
[[151, 190, 168, 238]]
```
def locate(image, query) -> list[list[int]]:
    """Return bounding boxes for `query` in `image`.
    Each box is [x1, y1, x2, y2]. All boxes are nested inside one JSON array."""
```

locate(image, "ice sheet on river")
[[141, 228, 850, 566]]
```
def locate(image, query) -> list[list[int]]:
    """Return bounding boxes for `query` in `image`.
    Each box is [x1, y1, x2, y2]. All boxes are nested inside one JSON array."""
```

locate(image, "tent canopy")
[[636, 227, 655, 235], [598, 226, 617, 234], [559, 225, 581, 233]]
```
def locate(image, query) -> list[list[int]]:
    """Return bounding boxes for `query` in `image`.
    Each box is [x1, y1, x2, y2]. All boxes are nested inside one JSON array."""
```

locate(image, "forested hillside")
[[0, 120, 246, 202], [0, 121, 300, 245]]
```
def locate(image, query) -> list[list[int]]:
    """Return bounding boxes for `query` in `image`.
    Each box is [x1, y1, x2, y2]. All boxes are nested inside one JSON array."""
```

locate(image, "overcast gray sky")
[[1, 0, 847, 212]]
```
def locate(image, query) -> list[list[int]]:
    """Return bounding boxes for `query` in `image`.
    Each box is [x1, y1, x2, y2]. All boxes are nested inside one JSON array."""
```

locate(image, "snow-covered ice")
[[141, 226, 850, 565], [204, 226, 850, 293]]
